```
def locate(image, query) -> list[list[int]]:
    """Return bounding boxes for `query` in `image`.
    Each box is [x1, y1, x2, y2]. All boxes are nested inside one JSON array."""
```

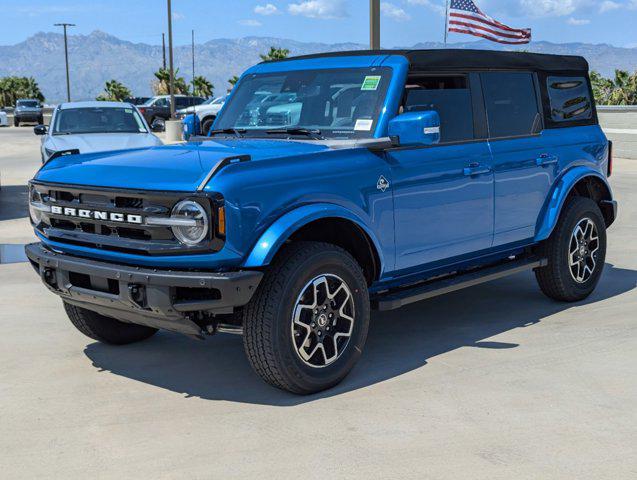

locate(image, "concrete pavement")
[[0, 127, 636, 479]]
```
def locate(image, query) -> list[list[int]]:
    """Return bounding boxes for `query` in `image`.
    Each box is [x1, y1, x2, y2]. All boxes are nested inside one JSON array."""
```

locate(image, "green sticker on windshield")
[[361, 76, 381, 91]]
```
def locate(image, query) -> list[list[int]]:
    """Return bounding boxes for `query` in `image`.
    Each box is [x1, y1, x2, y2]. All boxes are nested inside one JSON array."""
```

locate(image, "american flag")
[[448, 0, 531, 45]]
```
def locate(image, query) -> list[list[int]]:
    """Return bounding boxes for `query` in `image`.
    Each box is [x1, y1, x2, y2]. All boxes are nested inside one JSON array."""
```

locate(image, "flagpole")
[[444, 0, 450, 46]]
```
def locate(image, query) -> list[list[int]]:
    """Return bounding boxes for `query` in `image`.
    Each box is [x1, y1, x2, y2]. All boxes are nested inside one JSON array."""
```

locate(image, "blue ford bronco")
[[26, 50, 616, 394]]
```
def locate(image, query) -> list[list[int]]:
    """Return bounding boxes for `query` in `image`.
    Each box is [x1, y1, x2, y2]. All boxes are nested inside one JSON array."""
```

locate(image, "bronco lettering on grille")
[[50, 205, 143, 225]]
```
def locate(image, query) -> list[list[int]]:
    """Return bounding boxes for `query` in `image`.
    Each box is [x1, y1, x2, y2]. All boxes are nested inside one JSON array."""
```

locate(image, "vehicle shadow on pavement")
[[84, 264, 637, 406], [0, 185, 29, 221]]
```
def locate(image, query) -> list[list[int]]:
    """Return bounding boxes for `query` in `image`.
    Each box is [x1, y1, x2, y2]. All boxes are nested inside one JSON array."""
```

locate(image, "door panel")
[[490, 135, 559, 245], [388, 142, 494, 272]]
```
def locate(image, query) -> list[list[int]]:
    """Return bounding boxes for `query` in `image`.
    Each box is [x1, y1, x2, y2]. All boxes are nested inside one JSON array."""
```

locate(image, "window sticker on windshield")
[[125, 108, 133, 113], [361, 76, 381, 91], [354, 119, 374, 131]]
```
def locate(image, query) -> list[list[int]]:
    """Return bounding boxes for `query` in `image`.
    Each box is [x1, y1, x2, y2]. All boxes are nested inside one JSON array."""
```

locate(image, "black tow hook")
[[43, 268, 57, 288]]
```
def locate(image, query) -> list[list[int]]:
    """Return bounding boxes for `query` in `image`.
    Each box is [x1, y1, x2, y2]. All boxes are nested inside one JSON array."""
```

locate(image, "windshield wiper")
[[208, 128, 246, 138], [264, 128, 324, 139]]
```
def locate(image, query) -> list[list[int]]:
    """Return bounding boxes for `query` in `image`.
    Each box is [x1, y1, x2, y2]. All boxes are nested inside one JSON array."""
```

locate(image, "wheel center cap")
[[579, 246, 586, 257], [317, 314, 328, 327]]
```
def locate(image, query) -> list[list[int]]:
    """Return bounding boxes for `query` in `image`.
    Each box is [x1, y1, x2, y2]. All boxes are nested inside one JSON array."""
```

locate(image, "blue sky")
[[1, 0, 636, 48]]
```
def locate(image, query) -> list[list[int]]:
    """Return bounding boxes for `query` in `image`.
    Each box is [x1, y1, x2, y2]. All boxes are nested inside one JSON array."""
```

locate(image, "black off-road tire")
[[201, 117, 215, 136], [535, 196, 607, 302], [38, 115, 44, 125], [13, 117, 19, 127], [243, 242, 370, 394], [63, 302, 158, 345]]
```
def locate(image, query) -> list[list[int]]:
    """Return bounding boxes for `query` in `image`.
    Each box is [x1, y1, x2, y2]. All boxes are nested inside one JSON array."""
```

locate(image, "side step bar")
[[373, 257, 547, 311]]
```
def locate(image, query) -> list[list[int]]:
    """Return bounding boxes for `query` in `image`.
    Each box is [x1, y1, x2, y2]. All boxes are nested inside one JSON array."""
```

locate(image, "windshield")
[[18, 100, 39, 108], [52, 107, 148, 135], [214, 67, 391, 139]]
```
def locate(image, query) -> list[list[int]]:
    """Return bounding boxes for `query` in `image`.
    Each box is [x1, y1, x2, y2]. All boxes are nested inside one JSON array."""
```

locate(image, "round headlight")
[[171, 200, 209, 246]]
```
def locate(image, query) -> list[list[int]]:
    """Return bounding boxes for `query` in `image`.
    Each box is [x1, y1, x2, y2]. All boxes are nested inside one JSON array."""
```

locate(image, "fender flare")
[[535, 166, 612, 242], [242, 203, 385, 271]]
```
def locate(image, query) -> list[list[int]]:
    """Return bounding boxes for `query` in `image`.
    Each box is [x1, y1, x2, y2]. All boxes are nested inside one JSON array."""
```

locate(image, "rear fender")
[[243, 203, 384, 271], [535, 167, 612, 242]]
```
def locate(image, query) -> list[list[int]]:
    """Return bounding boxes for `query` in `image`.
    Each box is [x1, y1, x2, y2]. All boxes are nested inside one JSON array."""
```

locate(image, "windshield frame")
[[52, 106, 149, 136], [214, 67, 392, 140]]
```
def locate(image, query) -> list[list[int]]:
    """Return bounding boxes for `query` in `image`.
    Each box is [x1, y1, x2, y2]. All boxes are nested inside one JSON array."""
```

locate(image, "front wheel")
[[63, 302, 158, 345], [535, 197, 607, 302], [243, 242, 370, 394], [200, 117, 215, 136], [13, 117, 19, 127]]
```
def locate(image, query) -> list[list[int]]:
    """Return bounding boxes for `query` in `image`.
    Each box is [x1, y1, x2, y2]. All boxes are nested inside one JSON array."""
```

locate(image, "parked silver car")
[[35, 101, 163, 163]]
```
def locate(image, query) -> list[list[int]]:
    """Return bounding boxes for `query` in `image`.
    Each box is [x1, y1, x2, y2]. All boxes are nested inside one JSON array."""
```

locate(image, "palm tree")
[[228, 75, 240, 89], [591, 70, 637, 106], [152, 68, 190, 95], [192, 76, 213, 98], [0, 76, 45, 107], [259, 46, 290, 62], [96, 79, 132, 102]]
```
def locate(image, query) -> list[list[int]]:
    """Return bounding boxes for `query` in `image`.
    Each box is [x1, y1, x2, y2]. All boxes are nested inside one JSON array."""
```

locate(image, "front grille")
[[31, 182, 224, 256]]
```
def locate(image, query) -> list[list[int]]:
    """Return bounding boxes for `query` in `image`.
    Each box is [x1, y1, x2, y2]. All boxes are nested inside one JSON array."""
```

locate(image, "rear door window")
[[546, 76, 592, 123], [481, 72, 540, 138], [403, 75, 474, 143]]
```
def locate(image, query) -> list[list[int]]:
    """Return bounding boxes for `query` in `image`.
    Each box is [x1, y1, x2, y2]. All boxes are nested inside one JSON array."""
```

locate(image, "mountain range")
[[1, 31, 636, 103]]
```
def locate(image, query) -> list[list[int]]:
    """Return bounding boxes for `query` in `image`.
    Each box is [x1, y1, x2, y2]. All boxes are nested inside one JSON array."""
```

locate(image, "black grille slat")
[[31, 182, 223, 256]]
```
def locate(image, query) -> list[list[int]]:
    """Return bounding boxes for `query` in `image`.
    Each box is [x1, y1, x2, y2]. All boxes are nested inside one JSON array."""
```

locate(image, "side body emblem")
[[377, 175, 390, 192]]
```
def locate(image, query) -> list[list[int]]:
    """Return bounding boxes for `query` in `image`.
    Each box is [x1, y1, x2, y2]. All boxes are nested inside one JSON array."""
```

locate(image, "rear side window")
[[481, 72, 540, 138], [403, 75, 474, 143], [546, 76, 592, 123]]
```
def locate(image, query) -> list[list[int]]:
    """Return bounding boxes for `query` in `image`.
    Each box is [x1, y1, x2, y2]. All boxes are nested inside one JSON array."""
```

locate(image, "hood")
[[47, 132, 161, 155], [16, 106, 41, 112], [35, 138, 332, 191]]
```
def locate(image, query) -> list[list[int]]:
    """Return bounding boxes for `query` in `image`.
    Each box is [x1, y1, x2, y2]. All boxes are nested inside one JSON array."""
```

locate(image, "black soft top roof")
[[279, 49, 589, 73]]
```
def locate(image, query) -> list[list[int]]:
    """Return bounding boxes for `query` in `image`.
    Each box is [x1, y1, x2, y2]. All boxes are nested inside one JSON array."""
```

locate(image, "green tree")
[[0, 76, 45, 107], [228, 75, 240, 88], [96, 79, 132, 102], [259, 46, 290, 62], [192, 75, 214, 98], [151, 68, 190, 95], [590, 70, 637, 106]]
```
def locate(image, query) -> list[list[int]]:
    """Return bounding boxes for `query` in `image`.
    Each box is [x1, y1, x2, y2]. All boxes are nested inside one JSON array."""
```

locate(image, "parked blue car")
[[26, 50, 616, 394]]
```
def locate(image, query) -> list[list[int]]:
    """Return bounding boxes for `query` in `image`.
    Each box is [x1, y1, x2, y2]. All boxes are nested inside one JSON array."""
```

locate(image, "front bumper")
[[25, 242, 262, 336], [15, 112, 42, 122]]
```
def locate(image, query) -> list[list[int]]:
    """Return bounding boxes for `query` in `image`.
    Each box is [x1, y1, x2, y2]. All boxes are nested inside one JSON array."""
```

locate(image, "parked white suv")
[[36, 101, 163, 163], [176, 96, 225, 134]]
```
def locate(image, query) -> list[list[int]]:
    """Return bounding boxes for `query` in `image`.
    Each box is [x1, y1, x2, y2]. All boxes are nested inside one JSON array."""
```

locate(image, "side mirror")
[[150, 119, 165, 132], [388, 110, 441, 147], [34, 124, 47, 135]]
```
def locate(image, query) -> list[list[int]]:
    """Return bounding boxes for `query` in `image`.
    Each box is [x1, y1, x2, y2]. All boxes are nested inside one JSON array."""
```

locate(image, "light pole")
[[166, 0, 175, 119], [54, 23, 75, 102], [370, 0, 380, 49], [191, 30, 195, 95]]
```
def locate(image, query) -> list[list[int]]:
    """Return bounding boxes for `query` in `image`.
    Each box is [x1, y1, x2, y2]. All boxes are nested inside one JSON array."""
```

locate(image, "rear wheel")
[[63, 302, 158, 345], [13, 117, 19, 127], [535, 197, 607, 302], [243, 242, 370, 394]]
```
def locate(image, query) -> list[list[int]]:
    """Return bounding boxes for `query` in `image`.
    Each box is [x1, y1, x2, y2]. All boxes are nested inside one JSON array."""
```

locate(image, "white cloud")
[[238, 19, 263, 27], [567, 17, 590, 25], [288, 0, 348, 19], [599, 1, 621, 12], [381, 2, 410, 21], [406, 0, 446, 17], [172, 11, 185, 21], [255, 3, 279, 15]]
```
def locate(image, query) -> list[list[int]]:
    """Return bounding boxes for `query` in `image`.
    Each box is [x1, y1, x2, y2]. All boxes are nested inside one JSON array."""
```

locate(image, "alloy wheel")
[[568, 217, 599, 284], [291, 274, 355, 368]]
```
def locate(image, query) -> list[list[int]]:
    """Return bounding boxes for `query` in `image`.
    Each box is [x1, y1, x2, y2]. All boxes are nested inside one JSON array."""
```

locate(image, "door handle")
[[463, 163, 492, 177], [536, 154, 558, 167]]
